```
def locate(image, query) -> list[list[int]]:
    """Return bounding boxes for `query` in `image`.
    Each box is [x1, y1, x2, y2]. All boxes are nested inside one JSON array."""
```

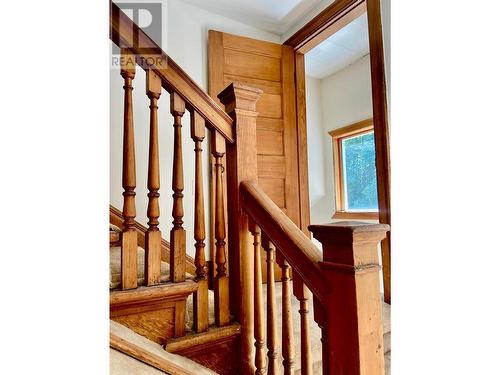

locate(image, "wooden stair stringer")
[[110, 281, 198, 346], [165, 323, 242, 375], [110, 320, 217, 375]]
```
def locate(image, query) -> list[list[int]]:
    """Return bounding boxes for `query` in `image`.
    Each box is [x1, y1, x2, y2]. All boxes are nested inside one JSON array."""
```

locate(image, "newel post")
[[309, 222, 389, 375], [218, 82, 262, 375]]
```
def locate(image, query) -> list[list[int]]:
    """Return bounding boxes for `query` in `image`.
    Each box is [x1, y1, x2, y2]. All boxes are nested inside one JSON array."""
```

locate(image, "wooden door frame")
[[284, 0, 391, 303]]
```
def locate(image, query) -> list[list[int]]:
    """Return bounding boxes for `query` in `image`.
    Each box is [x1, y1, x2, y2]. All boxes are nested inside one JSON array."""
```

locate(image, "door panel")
[[209, 31, 300, 282], [209, 30, 300, 227]]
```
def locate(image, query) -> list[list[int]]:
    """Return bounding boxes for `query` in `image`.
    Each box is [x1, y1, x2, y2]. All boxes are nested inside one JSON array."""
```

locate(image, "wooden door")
[[209, 31, 300, 224], [208, 31, 300, 281]]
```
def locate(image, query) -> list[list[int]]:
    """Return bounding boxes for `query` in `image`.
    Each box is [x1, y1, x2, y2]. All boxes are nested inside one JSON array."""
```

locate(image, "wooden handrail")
[[109, 2, 234, 143], [240, 181, 325, 303]]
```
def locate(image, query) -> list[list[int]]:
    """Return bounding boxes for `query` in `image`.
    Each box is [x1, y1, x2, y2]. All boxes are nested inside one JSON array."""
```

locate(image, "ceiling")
[[181, 0, 326, 35], [305, 13, 369, 79], [181, 0, 369, 80]]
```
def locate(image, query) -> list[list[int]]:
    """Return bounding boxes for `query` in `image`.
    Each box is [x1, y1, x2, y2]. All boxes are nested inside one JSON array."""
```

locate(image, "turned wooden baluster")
[[250, 220, 266, 375], [293, 278, 313, 375], [144, 69, 162, 286], [191, 110, 209, 333], [262, 236, 278, 375], [120, 49, 137, 290], [212, 130, 230, 326], [170, 92, 186, 283], [277, 252, 295, 375]]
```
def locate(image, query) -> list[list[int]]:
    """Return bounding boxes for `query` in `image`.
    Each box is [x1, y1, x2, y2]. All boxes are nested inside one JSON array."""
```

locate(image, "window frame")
[[329, 118, 379, 220]]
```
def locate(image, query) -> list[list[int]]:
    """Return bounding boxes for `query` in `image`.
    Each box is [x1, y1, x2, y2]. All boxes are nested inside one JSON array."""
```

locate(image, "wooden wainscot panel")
[[256, 130, 284, 156], [258, 178, 286, 208], [110, 282, 197, 345], [223, 49, 281, 82], [113, 308, 175, 345], [256, 93, 282, 119]]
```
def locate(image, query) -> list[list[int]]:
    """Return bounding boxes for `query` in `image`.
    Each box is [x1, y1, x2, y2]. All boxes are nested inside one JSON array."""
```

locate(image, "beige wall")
[[306, 55, 374, 225]]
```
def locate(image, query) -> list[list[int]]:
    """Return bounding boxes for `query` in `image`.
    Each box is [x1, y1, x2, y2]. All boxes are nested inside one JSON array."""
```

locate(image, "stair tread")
[[109, 246, 171, 290], [110, 320, 217, 375]]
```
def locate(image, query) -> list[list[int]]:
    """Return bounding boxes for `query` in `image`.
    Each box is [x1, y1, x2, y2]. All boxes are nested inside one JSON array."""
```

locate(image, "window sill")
[[332, 211, 379, 220]]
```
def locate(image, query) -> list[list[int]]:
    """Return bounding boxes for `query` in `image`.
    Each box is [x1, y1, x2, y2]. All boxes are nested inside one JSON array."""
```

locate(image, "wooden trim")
[[329, 119, 378, 218], [110, 332, 201, 375], [284, 0, 391, 302], [294, 52, 312, 237], [332, 211, 378, 220], [110, 281, 198, 306], [110, 205, 196, 276], [285, 1, 368, 243], [284, 0, 365, 53], [367, 0, 391, 304], [110, 3, 234, 143], [328, 118, 373, 138], [166, 323, 241, 353]]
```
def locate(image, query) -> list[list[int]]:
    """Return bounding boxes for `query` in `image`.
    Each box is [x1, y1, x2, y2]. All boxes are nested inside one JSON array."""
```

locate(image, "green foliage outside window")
[[342, 132, 379, 210]]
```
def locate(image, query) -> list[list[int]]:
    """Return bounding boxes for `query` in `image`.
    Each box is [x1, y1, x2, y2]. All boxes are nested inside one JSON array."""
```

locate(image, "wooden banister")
[[240, 181, 325, 302], [241, 181, 389, 374], [110, 2, 234, 143]]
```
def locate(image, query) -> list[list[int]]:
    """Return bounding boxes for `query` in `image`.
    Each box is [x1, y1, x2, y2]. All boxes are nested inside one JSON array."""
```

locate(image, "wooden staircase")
[[109, 2, 390, 374]]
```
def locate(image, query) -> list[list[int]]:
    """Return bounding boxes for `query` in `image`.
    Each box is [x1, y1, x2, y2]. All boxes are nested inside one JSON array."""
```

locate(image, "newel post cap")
[[217, 82, 263, 113], [309, 221, 389, 264], [309, 221, 389, 242]]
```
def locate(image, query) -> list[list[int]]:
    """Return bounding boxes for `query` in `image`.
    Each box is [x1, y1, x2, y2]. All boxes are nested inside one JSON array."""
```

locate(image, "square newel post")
[[309, 221, 389, 375], [218, 82, 263, 375]]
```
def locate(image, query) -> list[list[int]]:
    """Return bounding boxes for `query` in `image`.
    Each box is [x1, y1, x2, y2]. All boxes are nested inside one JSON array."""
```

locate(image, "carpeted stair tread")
[[110, 320, 217, 375], [109, 246, 170, 290]]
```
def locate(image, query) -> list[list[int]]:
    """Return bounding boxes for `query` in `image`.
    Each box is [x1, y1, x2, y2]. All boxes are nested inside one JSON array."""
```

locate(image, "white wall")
[[307, 54, 374, 224], [110, 0, 280, 257], [305, 76, 326, 207]]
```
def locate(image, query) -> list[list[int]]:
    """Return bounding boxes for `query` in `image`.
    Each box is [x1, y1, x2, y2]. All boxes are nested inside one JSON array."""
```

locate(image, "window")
[[329, 119, 379, 220]]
